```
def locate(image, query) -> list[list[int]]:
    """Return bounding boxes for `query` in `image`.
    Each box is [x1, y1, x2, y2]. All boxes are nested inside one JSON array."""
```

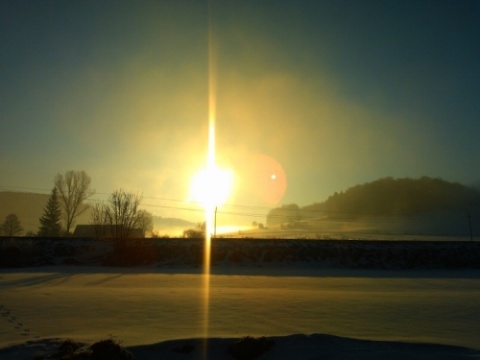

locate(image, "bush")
[[0, 246, 24, 267], [90, 339, 133, 360], [54, 339, 86, 359], [228, 336, 275, 360], [37, 339, 133, 360]]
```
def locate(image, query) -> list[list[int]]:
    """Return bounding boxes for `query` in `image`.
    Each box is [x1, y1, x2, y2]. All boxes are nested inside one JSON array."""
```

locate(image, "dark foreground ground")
[[1, 237, 479, 269], [2, 334, 480, 360]]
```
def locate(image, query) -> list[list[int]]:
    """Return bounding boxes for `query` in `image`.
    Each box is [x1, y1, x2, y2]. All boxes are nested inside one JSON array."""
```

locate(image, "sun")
[[189, 165, 233, 209]]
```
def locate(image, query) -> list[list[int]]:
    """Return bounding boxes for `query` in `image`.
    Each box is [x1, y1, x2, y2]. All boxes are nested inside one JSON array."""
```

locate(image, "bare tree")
[[91, 189, 144, 239], [55, 170, 94, 235], [107, 190, 143, 239], [91, 201, 110, 238]]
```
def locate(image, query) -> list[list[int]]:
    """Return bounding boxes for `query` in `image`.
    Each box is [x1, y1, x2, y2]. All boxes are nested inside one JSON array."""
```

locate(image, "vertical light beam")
[[205, 2, 217, 238], [202, 4, 216, 359]]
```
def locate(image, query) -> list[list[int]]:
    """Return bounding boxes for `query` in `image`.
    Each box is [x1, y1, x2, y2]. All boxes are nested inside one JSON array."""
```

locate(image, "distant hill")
[[0, 191, 91, 235], [267, 177, 480, 227], [152, 216, 195, 237], [322, 177, 480, 218]]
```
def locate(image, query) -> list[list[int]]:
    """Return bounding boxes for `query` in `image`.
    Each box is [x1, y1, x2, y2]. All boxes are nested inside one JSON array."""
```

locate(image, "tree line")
[[266, 177, 480, 227], [0, 170, 152, 238]]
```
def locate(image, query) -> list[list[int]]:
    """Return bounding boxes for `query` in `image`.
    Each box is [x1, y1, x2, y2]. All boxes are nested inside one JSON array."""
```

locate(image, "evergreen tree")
[[38, 187, 62, 237], [0, 213, 23, 236]]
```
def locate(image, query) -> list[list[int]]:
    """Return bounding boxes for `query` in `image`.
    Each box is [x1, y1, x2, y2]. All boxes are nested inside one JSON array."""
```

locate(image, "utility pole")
[[214, 206, 217, 239]]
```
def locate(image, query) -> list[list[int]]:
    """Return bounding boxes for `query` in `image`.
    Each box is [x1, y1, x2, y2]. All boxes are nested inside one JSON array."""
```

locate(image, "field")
[[1, 265, 480, 359]]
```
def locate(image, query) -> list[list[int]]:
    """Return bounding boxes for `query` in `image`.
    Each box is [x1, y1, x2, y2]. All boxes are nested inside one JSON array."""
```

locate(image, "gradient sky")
[[1, 1, 479, 224]]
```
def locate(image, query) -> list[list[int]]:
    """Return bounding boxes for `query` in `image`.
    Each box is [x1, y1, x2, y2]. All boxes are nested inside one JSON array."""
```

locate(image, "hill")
[[266, 177, 480, 236], [322, 177, 480, 218]]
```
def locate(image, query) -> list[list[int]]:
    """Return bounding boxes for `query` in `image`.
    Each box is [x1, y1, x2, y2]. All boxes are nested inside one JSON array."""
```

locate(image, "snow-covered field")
[[1, 266, 480, 359]]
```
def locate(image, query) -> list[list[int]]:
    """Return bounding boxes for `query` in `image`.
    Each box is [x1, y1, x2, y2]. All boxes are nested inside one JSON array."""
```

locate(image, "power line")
[[2, 184, 478, 225], [0, 183, 272, 220]]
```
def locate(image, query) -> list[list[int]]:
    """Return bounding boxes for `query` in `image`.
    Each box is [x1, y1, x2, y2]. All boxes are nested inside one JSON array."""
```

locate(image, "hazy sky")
[[1, 1, 479, 223]]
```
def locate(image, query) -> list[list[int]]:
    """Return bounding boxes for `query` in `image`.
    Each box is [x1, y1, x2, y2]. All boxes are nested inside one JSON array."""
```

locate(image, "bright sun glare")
[[189, 34, 233, 215], [189, 165, 233, 209]]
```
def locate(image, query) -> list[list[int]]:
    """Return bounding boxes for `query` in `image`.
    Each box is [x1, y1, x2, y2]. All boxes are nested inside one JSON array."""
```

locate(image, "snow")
[[1, 266, 480, 359]]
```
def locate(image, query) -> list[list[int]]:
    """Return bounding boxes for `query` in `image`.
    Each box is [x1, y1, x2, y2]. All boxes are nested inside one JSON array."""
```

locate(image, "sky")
[[1, 0, 479, 225]]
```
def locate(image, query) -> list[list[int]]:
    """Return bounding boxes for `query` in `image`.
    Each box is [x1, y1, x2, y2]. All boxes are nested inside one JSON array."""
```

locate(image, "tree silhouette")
[[322, 177, 480, 218], [267, 177, 480, 222], [55, 170, 94, 235], [1, 213, 23, 236], [91, 189, 145, 239], [183, 222, 206, 238], [38, 187, 62, 237], [266, 203, 301, 227]]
